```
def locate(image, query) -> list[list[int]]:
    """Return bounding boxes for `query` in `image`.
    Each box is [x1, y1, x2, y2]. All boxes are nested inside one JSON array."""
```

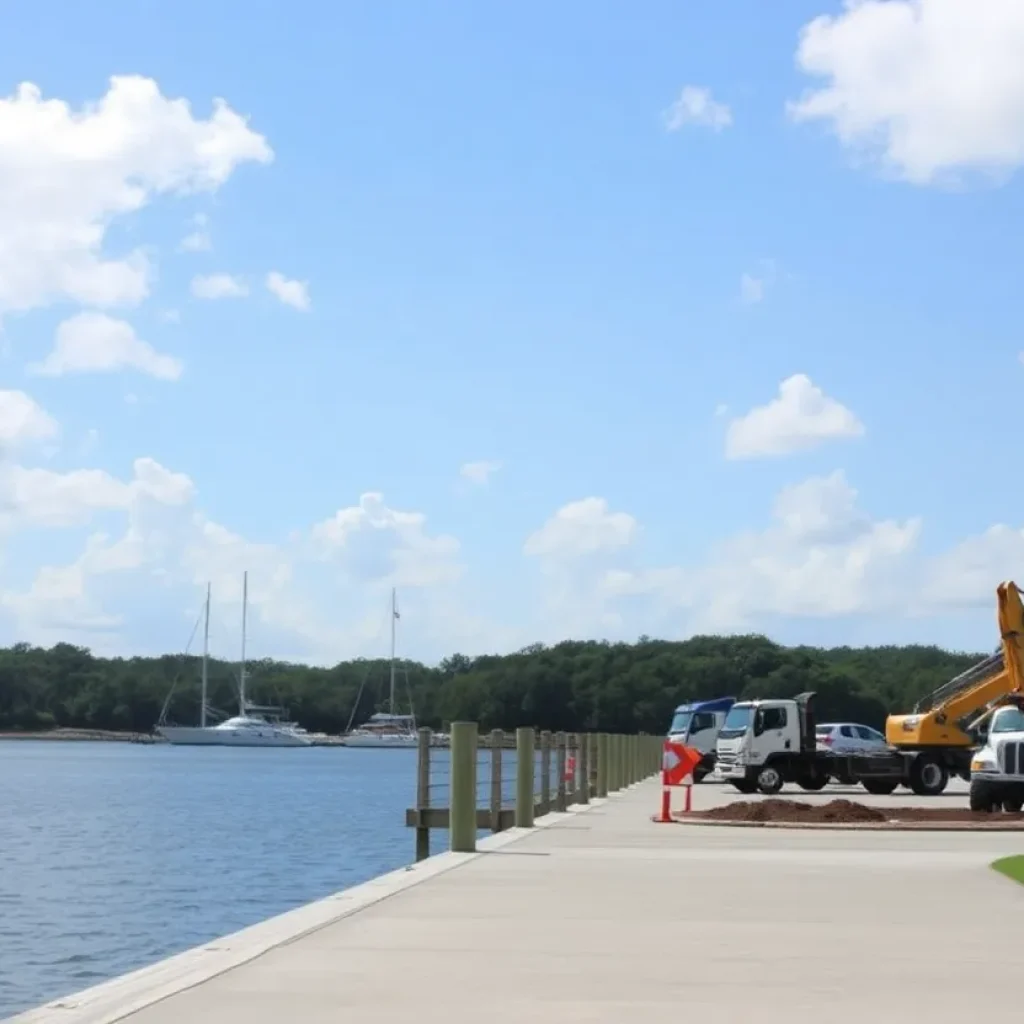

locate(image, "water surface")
[[0, 741, 425, 1019]]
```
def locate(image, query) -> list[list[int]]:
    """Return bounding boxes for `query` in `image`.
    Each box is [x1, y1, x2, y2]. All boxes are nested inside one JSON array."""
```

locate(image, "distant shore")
[[0, 728, 165, 743]]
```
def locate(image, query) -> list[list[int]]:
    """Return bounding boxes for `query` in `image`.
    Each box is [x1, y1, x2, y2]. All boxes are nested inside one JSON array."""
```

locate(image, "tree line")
[[0, 633, 989, 736]]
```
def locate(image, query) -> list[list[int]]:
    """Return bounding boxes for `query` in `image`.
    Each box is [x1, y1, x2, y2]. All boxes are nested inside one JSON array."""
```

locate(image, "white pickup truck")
[[968, 700, 1024, 812]]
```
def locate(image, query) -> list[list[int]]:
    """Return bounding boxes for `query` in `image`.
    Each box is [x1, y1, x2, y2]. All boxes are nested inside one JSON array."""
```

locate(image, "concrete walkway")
[[14, 780, 1024, 1023]]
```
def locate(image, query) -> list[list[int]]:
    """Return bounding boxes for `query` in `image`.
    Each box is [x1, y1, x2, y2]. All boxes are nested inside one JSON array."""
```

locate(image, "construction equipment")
[[884, 580, 1024, 795]]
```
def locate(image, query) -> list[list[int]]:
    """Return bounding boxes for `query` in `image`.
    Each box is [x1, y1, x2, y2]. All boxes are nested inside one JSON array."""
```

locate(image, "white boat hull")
[[341, 733, 419, 749], [157, 725, 313, 748]]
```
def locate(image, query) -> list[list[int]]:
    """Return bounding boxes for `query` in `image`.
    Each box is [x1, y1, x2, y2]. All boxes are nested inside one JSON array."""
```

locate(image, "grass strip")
[[992, 855, 1024, 884]]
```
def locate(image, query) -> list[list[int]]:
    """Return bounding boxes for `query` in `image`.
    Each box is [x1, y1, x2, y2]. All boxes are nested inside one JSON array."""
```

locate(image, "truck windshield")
[[719, 705, 753, 739], [669, 710, 692, 735], [992, 708, 1024, 733]]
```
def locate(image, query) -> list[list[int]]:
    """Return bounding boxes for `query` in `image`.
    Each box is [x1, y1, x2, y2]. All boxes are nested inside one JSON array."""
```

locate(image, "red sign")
[[662, 741, 701, 787]]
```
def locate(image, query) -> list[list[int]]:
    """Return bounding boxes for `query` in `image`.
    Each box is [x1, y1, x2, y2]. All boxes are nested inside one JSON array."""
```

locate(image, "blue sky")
[[1, 0, 1023, 664]]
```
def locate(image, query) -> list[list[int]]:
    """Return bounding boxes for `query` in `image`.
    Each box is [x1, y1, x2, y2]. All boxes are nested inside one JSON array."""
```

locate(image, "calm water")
[[0, 741, 440, 1019]]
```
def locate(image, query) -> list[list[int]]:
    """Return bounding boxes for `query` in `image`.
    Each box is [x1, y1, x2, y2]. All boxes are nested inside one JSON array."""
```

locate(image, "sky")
[[1, 0, 1024, 666]]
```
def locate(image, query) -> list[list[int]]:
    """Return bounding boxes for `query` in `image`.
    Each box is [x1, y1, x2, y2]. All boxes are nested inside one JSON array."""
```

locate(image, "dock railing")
[[406, 725, 663, 859]]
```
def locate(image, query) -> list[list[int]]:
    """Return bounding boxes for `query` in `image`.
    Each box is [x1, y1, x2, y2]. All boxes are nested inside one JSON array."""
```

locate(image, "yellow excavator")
[[885, 580, 1024, 795]]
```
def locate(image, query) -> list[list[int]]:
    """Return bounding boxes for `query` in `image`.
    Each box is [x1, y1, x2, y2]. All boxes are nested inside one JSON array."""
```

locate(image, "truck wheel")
[[862, 779, 898, 796], [693, 765, 709, 784], [756, 764, 784, 795], [797, 773, 828, 791], [969, 778, 996, 813], [909, 755, 949, 796], [729, 780, 757, 795], [1003, 797, 1024, 813]]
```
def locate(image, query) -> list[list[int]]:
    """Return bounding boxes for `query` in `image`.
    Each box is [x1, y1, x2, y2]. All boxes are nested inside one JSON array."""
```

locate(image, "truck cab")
[[667, 696, 735, 781], [968, 700, 1024, 812], [714, 698, 809, 793]]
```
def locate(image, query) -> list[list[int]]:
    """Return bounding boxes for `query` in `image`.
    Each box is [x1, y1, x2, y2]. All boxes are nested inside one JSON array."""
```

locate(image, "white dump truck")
[[715, 691, 910, 796]]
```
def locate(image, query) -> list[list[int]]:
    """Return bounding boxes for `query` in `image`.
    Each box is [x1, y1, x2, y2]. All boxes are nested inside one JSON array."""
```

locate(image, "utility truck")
[[967, 697, 1024, 812], [715, 692, 907, 796], [667, 696, 735, 782]]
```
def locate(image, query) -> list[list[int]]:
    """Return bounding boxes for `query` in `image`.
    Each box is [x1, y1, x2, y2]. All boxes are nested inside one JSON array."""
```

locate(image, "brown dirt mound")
[[686, 799, 1024, 825], [695, 798, 886, 824]]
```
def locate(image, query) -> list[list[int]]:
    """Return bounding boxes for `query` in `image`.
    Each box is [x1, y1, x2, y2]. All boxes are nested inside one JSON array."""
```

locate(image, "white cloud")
[[191, 273, 248, 299], [0, 75, 271, 316], [740, 273, 764, 304], [524, 498, 637, 560], [594, 471, 921, 633], [29, 311, 182, 380], [725, 374, 865, 459], [0, 457, 192, 531], [664, 86, 732, 132], [0, 391, 58, 448], [788, 0, 1024, 186], [265, 271, 310, 311], [460, 460, 502, 485], [310, 492, 462, 588], [0, 436, 469, 659], [178, 213, 212, 252]]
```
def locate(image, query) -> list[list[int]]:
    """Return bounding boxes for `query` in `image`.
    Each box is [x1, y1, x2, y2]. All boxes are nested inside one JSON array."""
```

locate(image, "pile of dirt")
[[695, 798, 887, 824], [685, 798, 1024, 825]]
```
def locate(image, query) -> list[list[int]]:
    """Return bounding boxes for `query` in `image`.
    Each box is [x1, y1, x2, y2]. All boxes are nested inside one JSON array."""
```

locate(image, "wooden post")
[[415, 726, 431, 861], [589, 733, 599, 797], [576, 732, 588, 804], [490, 728, 503, 832], [515, 726, 535, 827], [540, 730, 552, 815], [449, 722, 477, 853], [555, 731, 567, 811], [596, 732, 609, 797]]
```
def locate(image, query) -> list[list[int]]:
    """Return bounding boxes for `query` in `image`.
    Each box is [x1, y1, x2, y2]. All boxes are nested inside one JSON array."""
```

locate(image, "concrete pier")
[[12, 779, 1024, 1023]]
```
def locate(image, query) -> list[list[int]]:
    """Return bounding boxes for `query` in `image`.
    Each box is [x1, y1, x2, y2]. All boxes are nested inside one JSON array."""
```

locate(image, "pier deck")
[[15, 779, 1024, 1023]]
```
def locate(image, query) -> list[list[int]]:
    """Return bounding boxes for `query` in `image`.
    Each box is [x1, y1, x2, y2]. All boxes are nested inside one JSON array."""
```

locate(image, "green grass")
[[992, 856, 1024, 885]]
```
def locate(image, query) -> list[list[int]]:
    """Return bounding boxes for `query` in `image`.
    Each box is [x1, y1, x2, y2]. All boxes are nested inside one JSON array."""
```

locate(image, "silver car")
[[815, 722, 889, 755]]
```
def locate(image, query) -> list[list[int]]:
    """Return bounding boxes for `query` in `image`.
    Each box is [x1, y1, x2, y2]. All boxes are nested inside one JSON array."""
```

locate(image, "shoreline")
[[0, 728, 165, 743]]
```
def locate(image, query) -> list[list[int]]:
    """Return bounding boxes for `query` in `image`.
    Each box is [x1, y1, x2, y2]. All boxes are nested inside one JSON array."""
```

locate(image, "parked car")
[[815, 722, 889, 755]]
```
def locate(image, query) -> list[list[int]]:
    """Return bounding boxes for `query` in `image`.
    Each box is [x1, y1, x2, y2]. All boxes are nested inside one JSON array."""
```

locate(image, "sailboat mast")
[[239, 571, 248, 716], [200, 583, 210, 729], [389, 586, 397, 715]]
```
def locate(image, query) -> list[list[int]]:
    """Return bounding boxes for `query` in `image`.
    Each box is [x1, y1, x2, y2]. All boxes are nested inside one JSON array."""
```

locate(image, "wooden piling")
[[540, 730, 552, 815], [561, 733, 569, 811], [515, 726, 535, 828], [576, 732, 589, 804], [415, 727, 431, 862], [490, 728, 503, 832], [449, 722, 477, 853]]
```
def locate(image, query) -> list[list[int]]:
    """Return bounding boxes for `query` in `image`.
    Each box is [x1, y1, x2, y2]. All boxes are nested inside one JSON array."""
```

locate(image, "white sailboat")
[[341, 588, 419, 748], [157, 573, 313, 748]]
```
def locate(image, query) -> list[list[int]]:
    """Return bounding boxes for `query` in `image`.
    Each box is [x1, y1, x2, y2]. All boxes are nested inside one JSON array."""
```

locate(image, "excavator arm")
[[885, 581, 1024, 749]]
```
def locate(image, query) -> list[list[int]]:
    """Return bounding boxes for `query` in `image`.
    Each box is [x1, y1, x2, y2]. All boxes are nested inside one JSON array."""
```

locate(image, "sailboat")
[[341, 587, 419, 748], [157, 573, 313, 748]]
